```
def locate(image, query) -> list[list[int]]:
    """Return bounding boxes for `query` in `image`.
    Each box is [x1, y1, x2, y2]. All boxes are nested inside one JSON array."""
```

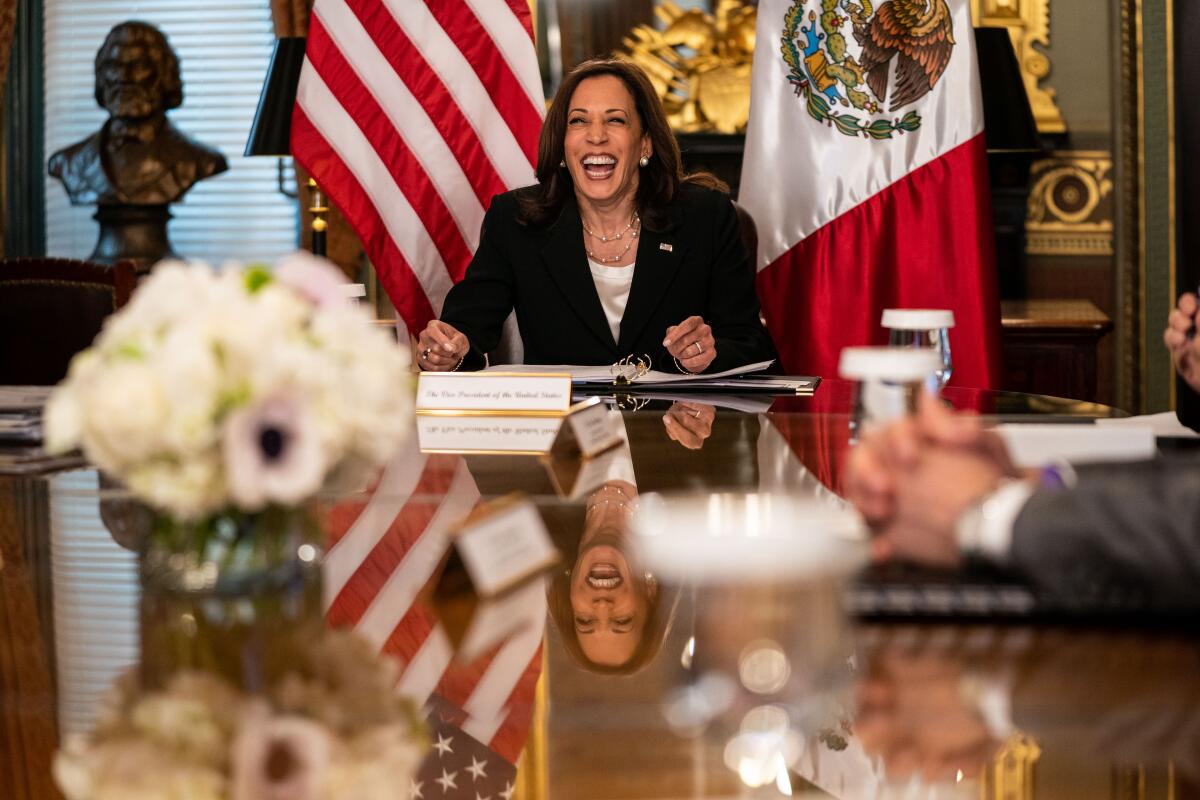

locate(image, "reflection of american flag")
[[291, 0, 542, 335], [323, 443, 544, 794]]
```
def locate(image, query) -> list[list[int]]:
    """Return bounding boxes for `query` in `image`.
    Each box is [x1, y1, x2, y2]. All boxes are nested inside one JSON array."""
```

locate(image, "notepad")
[[485, 359, 777, 385]]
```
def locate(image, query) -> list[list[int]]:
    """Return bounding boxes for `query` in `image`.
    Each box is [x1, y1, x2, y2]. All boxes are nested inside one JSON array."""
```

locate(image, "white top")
[[838, 346, 942, 381], [588, 259, 635, 341], [880, 308, 956, 330]]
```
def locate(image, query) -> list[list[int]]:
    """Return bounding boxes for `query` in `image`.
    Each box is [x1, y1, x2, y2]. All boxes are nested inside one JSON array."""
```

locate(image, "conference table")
[[3, 380, 1198, 800]]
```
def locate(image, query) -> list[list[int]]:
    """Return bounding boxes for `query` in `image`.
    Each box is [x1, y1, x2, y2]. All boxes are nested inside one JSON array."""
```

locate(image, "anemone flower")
[[274, 251, 348, 308], [231, 715, 331, 800], [223, 393, 327, 510]]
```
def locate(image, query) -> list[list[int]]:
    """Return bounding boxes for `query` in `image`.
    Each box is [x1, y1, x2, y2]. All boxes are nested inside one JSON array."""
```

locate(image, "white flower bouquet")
[[54, 629, 425, 800], [45, 253, 412, 519]]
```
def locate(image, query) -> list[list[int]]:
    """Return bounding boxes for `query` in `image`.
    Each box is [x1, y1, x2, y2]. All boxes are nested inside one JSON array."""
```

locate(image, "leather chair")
[[0, 258, 136, 385]]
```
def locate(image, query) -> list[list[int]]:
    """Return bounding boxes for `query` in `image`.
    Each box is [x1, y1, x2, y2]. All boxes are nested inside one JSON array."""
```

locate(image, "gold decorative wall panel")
[[971, 0, 1067, 133], [1026, 151, 1115, 255], [618, 0, 756, 133]]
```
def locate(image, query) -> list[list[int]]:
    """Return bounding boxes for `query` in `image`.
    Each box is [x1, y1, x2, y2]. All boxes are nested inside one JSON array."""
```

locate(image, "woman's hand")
[[1164, 292, 1200, 393], [417, 320, 470, 371], [664, 316, 716, 373], [662, 401, 715, 450]]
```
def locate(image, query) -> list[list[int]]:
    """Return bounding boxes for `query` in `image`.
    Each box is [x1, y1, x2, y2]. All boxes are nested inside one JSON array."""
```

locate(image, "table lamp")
[[244, 37, 329, 258]]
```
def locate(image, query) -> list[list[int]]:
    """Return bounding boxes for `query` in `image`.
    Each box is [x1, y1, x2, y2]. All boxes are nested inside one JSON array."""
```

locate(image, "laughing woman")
[[416, 59, 776, 374]]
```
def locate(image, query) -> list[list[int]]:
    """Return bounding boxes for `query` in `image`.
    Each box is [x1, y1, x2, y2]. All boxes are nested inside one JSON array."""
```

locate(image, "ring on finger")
[[693, 341, 703, 355], [690, 408, 701, 418], [421, 348, 431, 360]]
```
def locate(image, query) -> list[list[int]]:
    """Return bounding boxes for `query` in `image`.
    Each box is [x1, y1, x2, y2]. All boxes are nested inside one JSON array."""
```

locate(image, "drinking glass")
[[838, 346, 942, 442], [881, 309, 955, 388]]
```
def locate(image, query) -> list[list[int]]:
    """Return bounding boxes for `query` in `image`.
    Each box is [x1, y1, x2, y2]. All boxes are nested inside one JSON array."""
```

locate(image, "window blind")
[[43, 1, 299, 264], [49, 470, 139, 738]]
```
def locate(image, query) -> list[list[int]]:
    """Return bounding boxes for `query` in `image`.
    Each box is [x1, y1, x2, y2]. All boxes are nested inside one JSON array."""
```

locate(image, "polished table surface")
[[3, 381, 1198, 800]]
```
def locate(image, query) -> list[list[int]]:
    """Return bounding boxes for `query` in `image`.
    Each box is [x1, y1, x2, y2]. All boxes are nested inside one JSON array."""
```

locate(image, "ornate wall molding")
[[1025, 151, 1114, 256], [970, 0, 1066, 133]]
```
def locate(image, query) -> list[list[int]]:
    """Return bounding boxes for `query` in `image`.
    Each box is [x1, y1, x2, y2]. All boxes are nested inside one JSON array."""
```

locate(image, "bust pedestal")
[[90, 203, 179, 274]]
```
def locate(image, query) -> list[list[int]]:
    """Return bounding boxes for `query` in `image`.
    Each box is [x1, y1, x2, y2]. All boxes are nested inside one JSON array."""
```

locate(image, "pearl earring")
[[559, 159, 566, 168], [639, 155, 650, 168]]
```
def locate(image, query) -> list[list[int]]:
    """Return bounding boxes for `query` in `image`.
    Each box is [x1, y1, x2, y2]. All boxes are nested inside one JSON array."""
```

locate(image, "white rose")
[[79, 361, 169, 471], [44, 386, 83, 455], [125, 456, 224, 519]]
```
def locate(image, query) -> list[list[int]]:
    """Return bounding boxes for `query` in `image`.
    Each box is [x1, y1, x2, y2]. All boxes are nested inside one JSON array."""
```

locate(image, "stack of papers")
[[0, 386, 83, 475], [0, 386, 52, 443], [486, 360, 819, 395], [996, 423, 1158, 467]]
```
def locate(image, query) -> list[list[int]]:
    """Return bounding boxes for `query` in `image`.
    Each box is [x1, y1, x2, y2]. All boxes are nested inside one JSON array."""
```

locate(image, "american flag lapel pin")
[[659, 242, 673, 252]]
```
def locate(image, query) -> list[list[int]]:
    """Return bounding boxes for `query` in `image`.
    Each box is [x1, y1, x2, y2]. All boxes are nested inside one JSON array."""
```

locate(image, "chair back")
[[0, 258, 136, 385]]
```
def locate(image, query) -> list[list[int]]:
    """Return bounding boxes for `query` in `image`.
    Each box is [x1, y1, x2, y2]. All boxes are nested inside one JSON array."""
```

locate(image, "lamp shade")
[[244, 37, 306, 157], [974, 27, 1040, 153]]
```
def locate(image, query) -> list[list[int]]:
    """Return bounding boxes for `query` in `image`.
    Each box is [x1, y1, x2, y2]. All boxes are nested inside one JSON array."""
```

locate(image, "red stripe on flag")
[[381, 601, 441, 669], [306, 18, 474, 281], [344, 0, 509, 208], [325, 455, 461, 627], [425, 0, 541, 168], [486, 645, 542, 764], [757, 134, 1001, 390], [506, 0, 535, 41], [292, 107, 437, 334]]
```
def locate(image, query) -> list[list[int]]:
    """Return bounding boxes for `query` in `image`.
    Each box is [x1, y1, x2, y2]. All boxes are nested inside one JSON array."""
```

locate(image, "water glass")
[[838, 346, 942, 441], [881, 309, 955, 388]]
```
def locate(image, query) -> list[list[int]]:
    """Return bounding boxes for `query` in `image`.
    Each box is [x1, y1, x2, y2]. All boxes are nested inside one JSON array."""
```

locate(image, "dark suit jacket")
[[1012, 455, 1200, 608], [1179, 377, 1200, 432], [440, 183, 777, 372]]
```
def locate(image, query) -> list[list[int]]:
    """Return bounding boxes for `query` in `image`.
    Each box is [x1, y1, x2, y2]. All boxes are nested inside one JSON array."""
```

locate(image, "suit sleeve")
[[1178, 376, 1200, 432], [439, 195, 517, 370], [703, 192, 779, 373], [1010, 456, 1200, 609]]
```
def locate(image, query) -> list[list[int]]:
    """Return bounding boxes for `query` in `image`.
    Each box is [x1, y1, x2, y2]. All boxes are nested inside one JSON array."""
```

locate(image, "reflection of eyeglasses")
[[610, 354, 651, 385]]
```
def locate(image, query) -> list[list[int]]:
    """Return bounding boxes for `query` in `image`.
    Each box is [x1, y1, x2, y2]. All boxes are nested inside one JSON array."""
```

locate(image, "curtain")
[[268, 0, 362, 279]]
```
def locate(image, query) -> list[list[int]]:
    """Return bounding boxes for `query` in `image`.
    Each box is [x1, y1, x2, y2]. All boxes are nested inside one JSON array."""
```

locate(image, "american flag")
[[291, 0, 543, 335], [322, 443, 545, 796]]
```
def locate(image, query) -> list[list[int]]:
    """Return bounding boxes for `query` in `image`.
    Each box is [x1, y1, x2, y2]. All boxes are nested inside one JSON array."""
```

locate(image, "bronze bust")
[[48, 21, 228, 206]]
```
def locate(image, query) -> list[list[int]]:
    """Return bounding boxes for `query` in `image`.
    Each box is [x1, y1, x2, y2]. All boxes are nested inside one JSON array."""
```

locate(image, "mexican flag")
[[740, 0, 1001, 388]]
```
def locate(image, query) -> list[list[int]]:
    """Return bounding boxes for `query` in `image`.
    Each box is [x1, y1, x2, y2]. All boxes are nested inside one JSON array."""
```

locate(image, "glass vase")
[[138, 505, 324, 692]]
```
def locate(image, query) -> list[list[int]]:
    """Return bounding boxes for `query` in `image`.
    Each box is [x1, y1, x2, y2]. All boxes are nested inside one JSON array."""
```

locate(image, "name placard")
[[454, 497, 559, 598], [416, 371, 572, 414], [416, 415, 563, 455], [549, 396, 623, 460]]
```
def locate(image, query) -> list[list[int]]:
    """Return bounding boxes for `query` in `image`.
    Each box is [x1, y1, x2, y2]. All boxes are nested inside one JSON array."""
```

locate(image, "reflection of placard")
[[416, 416, 562, 455], [430, 495, 558, 661], [543, 442, 631, 500], [455, 498, 559, 597], [549, 397, 622, 461], [417, 372, 572, 414]]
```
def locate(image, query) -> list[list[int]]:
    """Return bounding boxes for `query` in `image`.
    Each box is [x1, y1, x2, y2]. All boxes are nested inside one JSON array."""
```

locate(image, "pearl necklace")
[[583, 212, 639, 243], [585, 221, 641, 265]]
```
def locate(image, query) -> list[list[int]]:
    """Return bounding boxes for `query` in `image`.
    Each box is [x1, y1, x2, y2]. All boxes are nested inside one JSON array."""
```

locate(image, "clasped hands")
[[1164, 291, 1200, 393], [845, 393, 1028, 568], [416, 315, 717, 372]]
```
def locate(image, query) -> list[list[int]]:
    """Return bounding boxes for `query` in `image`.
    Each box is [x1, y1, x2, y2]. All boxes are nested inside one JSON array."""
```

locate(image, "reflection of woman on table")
[[547, 438, 676, 674], [417, 59, 775, 373]]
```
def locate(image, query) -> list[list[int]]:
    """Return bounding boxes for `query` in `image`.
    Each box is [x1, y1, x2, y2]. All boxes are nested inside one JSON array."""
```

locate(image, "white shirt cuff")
[[956, 480, 1036, 564]]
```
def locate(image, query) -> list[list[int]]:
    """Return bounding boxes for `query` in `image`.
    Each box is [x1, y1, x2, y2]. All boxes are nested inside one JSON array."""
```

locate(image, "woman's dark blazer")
[[440, 182, 777, 372]]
